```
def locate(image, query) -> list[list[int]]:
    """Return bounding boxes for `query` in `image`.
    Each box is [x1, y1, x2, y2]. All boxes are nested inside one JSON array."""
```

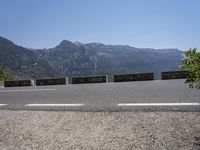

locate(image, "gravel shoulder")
[[0, 110, 200, 150]]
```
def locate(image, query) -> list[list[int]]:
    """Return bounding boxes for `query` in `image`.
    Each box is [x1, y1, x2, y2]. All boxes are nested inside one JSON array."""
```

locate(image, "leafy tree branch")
[[181, 48, 200, 89]]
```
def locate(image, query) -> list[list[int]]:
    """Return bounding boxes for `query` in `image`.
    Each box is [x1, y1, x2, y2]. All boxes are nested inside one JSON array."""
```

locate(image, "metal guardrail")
[[2, 70, 189, 87], [4, 80, 34, 87], [161, 71, 189, 80], [114, 73, 154, 82], [36, 78, 68, 86], [70, 75, 108, 84]]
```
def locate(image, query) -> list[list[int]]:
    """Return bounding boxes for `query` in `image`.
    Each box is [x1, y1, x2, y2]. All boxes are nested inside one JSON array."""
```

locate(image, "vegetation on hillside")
[[0, 67, 13, 81]]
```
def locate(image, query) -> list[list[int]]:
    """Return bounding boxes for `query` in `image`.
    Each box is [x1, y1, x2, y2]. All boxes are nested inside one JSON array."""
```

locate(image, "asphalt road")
[[0, 79, 200, 111]]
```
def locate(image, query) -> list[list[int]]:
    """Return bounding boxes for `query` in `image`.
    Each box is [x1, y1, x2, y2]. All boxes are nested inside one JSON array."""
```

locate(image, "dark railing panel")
[[4, 80, 33, 87], [71, 76, 107, 84], [36, 78, 67, 86], [114, 73, 154, 82], [161, 71, 189, 80]]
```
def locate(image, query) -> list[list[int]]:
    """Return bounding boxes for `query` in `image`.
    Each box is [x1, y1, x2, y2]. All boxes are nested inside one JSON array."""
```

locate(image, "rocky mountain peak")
[[0, 36, 15, 46], [57, 40, 75, 48]]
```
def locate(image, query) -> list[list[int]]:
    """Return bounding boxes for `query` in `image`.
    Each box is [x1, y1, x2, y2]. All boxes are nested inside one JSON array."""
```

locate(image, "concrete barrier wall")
[[36, 78, 68, 86], [4, 80, 34, 87], [71, 76, 107, 84], [161, 71, 189, 80], [114, 73, 154, 82], [0, 81, 4, 87]]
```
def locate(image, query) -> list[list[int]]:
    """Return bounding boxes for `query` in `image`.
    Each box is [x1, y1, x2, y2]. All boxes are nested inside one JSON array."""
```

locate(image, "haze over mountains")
[[0, 36, 183, 79]]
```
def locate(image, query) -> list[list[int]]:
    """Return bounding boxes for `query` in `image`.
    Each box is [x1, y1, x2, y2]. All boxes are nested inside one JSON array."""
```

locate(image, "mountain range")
[[0, 36, 183, 80]]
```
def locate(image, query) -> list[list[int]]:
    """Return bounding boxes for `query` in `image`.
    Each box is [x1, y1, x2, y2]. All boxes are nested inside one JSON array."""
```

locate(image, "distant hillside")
[[0, 37, 59, 79], [0, 36, 183, 79]]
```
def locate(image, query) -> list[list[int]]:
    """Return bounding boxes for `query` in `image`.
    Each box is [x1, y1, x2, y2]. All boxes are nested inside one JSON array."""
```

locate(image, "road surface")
[[0, 79, 200, 111]]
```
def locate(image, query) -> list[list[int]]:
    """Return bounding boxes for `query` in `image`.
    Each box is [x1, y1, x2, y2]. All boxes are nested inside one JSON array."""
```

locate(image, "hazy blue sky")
[[0, 0, 199, 50]]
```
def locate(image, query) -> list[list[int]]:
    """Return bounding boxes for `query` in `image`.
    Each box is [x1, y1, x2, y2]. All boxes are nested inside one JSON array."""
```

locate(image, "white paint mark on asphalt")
[[117, 103, 200, 106], [0, 89, 56, 93], [25, 104, 85, 107], [0, 104, 7, 106]]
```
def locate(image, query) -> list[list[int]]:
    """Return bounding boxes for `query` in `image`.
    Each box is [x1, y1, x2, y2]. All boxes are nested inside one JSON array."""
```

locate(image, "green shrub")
[[0, 68, 13, 81], [181, 48, 200, 89]]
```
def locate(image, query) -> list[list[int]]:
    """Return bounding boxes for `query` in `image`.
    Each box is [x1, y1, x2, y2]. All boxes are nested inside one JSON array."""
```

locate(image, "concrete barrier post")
[[0, 81, 4, 87]]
